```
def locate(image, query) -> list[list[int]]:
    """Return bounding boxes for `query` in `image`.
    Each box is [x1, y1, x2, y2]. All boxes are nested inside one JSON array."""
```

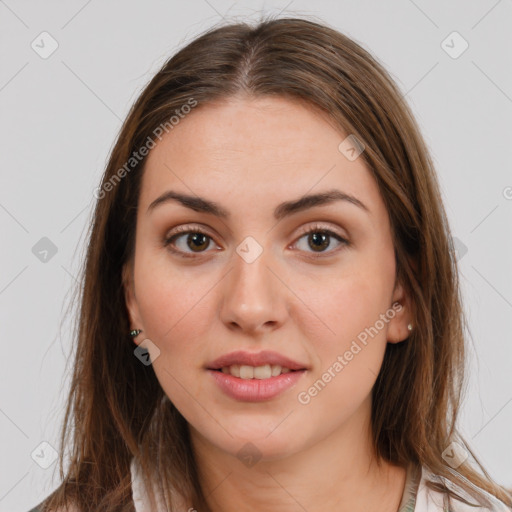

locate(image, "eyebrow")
[[147, 188, 370, 220]]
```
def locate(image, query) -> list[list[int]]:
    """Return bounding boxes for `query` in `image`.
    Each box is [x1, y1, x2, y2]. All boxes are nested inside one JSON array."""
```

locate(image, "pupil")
[[310, 232, 329, 251], [188, 233, 208, 251]]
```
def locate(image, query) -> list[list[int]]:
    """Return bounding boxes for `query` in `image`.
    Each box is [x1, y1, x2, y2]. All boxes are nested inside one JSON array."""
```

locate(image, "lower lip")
[[208, 369, 306, 402]]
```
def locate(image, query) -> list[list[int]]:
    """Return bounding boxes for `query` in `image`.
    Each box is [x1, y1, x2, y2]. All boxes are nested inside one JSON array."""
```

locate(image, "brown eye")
[[307, 232, 331, 252], [164, 226, 217, 258], [294, 225, 348, 256], [183, 232, 210, 252]]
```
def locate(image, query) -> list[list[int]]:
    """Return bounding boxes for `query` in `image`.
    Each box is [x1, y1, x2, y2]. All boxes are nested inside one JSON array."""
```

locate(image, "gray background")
[[1, 1, 511, 510]]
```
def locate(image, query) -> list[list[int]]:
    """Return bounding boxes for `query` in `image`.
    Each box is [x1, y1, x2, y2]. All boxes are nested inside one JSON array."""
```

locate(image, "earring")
[[130, 329, 143, 337], [407, 323, 413, 332]]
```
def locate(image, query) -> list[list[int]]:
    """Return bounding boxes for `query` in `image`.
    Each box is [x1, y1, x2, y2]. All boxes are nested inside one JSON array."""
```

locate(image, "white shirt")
[[130, 457, 511, 511], [399, 463, 511, 511]]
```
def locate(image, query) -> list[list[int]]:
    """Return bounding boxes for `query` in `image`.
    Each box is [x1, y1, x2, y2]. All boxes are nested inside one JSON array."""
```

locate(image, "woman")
[[30, 16, 511, 512]]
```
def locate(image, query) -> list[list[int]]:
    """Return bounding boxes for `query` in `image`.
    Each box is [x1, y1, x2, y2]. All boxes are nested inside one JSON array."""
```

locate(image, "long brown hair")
[[41, 16, 512, 511]]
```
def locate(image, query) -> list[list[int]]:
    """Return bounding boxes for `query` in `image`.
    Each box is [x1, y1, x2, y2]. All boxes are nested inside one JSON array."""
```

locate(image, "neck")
[[189, 399, 407, 512]]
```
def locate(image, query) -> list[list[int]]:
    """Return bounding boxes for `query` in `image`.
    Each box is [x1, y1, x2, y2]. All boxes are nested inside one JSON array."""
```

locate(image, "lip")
[[206, 350, 308, 371], [208, 369, 307, 402], [206, 350, 309, 402]]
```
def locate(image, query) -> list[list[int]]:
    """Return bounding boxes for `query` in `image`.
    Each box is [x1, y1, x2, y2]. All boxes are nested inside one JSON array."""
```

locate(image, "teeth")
[[253, 364, 271, 379], [239, 365, 254, 379], [219, 364, 293, 379], [271, 364, 282, 377]]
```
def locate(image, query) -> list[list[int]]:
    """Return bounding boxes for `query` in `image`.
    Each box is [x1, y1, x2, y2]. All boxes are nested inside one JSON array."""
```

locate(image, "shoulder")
[[415, 466, 511, 512]]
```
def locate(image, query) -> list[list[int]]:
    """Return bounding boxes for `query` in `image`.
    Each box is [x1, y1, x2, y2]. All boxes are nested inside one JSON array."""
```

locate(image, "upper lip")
[[207, 350, 308, 371]]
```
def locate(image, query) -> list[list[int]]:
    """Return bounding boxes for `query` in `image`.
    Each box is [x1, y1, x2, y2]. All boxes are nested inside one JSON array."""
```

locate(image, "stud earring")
[[407, 323, 413, 332], [130, 329, 143, 337]]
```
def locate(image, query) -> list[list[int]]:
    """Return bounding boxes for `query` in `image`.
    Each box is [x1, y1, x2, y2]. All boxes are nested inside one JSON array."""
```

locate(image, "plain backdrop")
[[1, 1, 511, 510]]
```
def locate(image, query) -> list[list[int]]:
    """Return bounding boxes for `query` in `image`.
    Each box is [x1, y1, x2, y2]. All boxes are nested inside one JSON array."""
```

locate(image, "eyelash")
[[163, 223, 349, 260]]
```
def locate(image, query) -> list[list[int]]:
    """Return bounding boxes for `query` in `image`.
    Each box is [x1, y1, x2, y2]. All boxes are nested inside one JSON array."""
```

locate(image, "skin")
[[124, 95, 414, 512]]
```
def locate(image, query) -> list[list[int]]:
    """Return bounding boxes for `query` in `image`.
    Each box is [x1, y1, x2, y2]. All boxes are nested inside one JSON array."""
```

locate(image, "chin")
[[201, 420, 308, 462]]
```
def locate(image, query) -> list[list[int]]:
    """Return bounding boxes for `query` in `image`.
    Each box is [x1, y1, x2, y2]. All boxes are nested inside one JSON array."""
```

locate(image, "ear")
[[122, 260, 144, 345], [386, 279, 414, 344]]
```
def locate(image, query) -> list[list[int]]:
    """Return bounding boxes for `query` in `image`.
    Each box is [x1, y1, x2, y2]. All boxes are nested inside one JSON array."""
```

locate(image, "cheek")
[[133, 256, 214, 414], [133, 252, 214, 356], [295, 256, 394, 372], [293, 272, 392, 421]]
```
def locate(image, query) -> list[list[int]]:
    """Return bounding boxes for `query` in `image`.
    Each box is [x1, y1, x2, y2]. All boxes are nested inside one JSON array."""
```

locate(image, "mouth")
[[206, 350, 308, 402], [213, 364, 297, 379], [207, 349, 308, 373]]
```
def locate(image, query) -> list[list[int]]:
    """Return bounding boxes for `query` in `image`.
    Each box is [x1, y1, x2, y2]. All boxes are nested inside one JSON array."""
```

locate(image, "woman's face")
[[124, 95, 412, 461]]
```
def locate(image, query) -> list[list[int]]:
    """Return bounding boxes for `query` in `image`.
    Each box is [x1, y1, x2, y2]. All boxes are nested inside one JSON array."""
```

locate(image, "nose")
[[220, 243, 288, 336]]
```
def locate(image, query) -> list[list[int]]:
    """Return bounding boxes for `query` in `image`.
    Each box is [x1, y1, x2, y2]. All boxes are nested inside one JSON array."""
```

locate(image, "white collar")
[[413, 465, 510, 512], [130, 457, 190, 512]]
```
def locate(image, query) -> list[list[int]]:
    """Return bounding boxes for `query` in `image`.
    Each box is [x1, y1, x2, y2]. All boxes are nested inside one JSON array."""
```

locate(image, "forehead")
[[140, 96, 384, 219]]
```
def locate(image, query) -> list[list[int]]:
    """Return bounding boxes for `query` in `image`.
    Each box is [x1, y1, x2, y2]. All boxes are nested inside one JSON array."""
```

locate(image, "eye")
[[163, 223, 349, 259], [292, 223, 348, 256], [163, 225, 218, 258]]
